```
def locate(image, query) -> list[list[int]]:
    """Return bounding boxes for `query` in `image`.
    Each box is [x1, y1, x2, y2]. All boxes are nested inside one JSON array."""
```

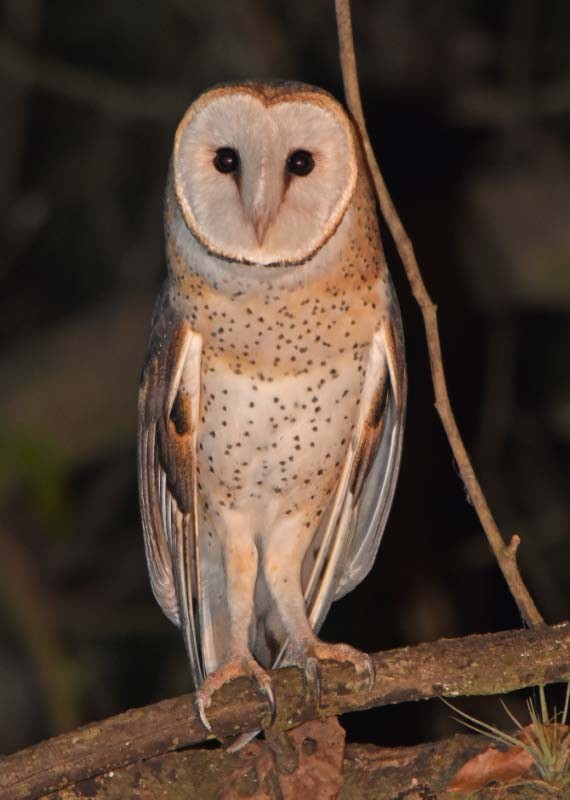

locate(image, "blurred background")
[[0, 0, 568, 757]]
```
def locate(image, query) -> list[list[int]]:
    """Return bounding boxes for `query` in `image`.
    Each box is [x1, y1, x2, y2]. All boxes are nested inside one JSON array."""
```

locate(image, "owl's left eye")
[[287, 150, 314, 176], [214, 147, 240, 174]]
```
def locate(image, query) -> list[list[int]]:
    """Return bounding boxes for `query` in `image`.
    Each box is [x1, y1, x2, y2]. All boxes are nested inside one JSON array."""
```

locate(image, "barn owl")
[[138, 81, 406, 737]]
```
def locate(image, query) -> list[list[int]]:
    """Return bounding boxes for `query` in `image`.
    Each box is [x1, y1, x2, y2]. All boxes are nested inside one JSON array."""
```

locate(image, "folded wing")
[[300, 293, 406, 639], [137, 288, 206, 687]]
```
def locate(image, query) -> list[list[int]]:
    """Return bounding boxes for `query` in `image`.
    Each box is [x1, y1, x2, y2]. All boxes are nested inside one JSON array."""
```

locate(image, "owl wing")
[[301, 294, 406, 636], [138, 286, 206, 687]]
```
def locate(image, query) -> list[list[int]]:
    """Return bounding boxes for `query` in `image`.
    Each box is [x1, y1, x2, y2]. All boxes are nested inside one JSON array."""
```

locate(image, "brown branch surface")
[[1, 623, 568, 800], [35, 733, 497, 800], [334, 0, 544, 629]]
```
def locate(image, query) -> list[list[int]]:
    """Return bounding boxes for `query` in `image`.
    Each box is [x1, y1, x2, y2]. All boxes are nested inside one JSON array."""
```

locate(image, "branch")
[[30, 733, 497, 799], [1, 623, 568, 800], [334, 0, 544, 628]]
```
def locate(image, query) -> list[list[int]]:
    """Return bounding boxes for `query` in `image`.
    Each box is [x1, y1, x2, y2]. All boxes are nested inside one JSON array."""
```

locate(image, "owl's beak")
[[242, 149, 281, 247], [252, 208, 271, 246]]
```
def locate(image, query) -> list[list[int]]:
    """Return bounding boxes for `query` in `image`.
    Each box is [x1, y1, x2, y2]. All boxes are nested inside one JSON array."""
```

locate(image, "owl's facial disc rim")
[[173, 86, 358, 268]]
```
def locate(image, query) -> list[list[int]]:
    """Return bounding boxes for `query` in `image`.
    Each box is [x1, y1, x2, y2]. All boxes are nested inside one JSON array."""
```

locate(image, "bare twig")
[[1, 623, 568, 800], [334, 0, 544, 628]]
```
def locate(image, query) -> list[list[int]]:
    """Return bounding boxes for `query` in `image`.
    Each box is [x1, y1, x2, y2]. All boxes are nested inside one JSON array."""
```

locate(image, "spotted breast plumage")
[[138, 81, 406, 736]]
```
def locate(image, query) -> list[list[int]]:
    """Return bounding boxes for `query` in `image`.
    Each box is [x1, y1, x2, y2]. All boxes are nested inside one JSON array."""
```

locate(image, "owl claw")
[[258, 672, 276, 722], [362, 653, 375, 691], [194, 655, 274, 736], [289, 640, 375, 696], [195, 694, 213, 733], [304, 656, 321, 703]]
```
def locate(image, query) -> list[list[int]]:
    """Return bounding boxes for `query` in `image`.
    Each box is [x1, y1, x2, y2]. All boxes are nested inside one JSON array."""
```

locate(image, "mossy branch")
[[1, 622, 568, 800]]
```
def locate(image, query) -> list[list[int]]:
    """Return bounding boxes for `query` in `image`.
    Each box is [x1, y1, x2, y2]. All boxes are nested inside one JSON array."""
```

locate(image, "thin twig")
[[334, 0, 544, 628]]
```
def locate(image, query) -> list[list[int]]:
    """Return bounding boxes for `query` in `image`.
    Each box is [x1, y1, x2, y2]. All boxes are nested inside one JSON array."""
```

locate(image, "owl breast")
[[181, 270, 387, 533], [197, 353, 362, 524]]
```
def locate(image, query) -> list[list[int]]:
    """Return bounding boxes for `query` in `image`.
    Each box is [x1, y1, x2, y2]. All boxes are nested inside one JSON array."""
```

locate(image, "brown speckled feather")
[[296, 287, 406, 642]]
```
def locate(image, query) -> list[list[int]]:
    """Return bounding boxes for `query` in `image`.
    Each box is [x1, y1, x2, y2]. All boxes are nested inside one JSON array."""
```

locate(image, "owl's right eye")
[[213, 147, 240, 174]]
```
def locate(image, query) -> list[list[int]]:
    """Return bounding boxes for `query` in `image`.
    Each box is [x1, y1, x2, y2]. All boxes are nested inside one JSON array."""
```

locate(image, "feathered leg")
[[194, 510, 274, 731], [262, 515, 374, 700]]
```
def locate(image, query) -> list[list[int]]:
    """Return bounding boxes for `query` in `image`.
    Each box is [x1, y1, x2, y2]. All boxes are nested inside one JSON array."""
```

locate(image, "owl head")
[[172, 82, 358, 268]]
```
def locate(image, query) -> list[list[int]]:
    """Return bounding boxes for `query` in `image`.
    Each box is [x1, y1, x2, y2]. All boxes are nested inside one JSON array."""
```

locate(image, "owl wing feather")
[[334, 303, 406, 600], [300, 294, 406, 638], [138, 287, 206, 687]]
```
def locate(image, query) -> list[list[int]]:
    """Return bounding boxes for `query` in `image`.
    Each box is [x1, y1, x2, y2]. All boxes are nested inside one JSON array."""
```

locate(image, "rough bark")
[[32, 735, 489, 800], [37, 733, 550, 799], [1, 622, 568, 800]]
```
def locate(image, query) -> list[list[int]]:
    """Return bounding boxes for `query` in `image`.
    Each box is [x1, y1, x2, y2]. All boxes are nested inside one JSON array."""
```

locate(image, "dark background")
[[0, 0, 568, 756]]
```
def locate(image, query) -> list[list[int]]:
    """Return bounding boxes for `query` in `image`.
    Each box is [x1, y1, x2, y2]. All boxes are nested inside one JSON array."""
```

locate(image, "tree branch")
[[334, 0, 544, 629], [32, 733, 497, 800], [1, 623, 568, 800]]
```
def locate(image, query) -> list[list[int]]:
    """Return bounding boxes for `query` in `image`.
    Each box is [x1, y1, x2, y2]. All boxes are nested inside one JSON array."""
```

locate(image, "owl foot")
[[286, 640, 375, 703], [195, 654, 275, 733], [312, 641, 375, 690]]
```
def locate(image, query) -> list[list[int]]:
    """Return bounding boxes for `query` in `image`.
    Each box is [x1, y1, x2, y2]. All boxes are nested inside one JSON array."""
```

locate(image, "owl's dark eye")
[[287, 150, 314, 176], [213, 147, 240, 174]]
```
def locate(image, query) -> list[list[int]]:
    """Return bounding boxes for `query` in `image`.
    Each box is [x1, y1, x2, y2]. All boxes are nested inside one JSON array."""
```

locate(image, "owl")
[[138, 81, 406, 736]]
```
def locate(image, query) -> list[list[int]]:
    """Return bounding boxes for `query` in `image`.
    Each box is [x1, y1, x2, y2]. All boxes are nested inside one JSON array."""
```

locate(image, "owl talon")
[[195, 695, 212, 733], [290, 640, 375, 696], [355, 653, 375, 692], [363, 654, 375, 691], [194, 655, 273, 736], [304, 656, 321, 703], [258, 673, 276, 721]]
